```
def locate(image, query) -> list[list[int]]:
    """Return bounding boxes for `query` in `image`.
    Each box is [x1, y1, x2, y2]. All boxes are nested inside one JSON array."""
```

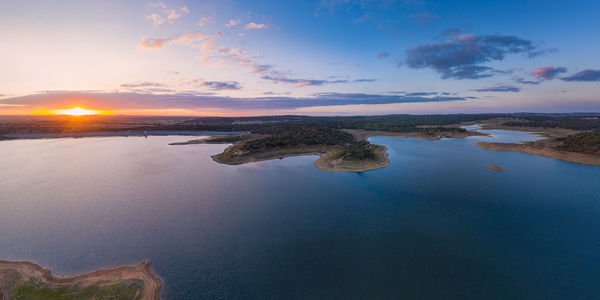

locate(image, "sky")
[[1, 0, 599, 116]]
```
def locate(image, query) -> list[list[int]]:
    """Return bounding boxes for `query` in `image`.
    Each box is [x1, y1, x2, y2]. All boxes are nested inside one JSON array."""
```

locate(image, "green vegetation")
[[13, 279, 144, 300], [3, 114, 600, 138], [335, 141, 375, 160], [241, 125, 354, 151], [503, 114, 600, 130], [557, 131, 600, 154], [233, 125, 382, 161]]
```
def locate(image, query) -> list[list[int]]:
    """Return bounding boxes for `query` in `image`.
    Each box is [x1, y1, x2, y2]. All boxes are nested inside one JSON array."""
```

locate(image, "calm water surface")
[[1, 131, 599, 299]]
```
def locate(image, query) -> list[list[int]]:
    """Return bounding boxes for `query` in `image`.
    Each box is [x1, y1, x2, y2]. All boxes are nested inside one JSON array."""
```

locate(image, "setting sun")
[[51, 107, 102, 116], [33, 107, 113, 116]]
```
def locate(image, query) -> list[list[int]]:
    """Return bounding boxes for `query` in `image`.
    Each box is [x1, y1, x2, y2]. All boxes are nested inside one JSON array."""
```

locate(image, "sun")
[[49, 107, 104, 116]]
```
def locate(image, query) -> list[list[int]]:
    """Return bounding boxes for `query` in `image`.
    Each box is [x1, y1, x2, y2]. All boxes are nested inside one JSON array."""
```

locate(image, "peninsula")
[[0, 260, 160, 300], [474, 116, 600, 166]]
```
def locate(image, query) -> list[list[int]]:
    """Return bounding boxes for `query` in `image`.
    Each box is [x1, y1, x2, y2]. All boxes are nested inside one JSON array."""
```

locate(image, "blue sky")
[[1, 0, 599, 115]]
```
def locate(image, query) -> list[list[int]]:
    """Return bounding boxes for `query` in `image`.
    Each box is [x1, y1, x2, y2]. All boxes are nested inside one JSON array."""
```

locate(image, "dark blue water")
[[0, 131, 599, 299]]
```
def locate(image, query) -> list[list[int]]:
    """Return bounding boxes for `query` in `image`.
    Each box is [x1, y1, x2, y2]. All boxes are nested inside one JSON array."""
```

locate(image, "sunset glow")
[[42, 107, 108, 116], [0, 0, 598, 115]]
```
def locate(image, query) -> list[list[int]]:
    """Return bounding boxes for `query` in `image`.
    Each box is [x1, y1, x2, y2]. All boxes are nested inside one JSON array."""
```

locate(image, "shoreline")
[[0, 260, 161, 300], [476, 142, 600, 166], [314, 145, 389, 172], [210, 144, 390, 173], [343, 128, 488, 141], [0, 130, 246, 141], [173, 128, 483, 173]]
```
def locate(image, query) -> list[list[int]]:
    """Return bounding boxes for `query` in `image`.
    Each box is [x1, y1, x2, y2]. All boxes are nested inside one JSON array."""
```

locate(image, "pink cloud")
[[244, 22, 268, 30], [226, 19, 241, 27], [137, 32, 216, 50], [146, 14, 164, 25], [137, 38, 168, 50], [200, 39, 218, 53], [532, 66, 568, 80], [167, 10, 181, 22], [197, 16, 213, 27], [147, 2, 188, 25]]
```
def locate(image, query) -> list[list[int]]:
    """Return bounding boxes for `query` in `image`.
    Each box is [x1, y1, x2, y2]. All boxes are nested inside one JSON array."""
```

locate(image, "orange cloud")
[[137, 32, 213, 50]]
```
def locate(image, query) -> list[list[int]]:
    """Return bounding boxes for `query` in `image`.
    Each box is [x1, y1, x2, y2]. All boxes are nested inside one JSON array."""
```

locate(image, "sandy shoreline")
[[210, 144, 391, 173], [173, 128, 482, 173], [0, 260, 161, 300], [476, 142, 600, 166], [314, 145, 389, 172], [486, 165, 507, 172]]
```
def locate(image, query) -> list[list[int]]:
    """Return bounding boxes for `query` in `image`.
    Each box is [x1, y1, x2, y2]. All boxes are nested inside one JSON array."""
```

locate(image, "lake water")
[[1, 130, 599, 299]]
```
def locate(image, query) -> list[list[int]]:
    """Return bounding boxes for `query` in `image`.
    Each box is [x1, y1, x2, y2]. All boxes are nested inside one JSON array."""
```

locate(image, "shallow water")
[[0, 131, 599, 299]]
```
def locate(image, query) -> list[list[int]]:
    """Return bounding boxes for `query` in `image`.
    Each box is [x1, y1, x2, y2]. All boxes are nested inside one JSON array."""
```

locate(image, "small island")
[[0, 260, 160, 300], [486, 165, 507, 172], [171, 124, 480, 173]]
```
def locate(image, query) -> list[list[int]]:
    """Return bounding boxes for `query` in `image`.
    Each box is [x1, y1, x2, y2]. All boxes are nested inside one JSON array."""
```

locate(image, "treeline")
[[557, 132, 600, 154], [308, 114, 500, 132], [503, 115, 600, 130], [337, 141, 375, 160], [158, 114, 501, 134], [239, 125, 377, 160], [240, 125, 354, 151]]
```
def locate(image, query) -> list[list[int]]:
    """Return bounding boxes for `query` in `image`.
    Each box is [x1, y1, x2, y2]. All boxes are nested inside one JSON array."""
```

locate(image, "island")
[[170, 124, 481, 172], [0, 260, 160, 300], [486, 165, 507, 172]]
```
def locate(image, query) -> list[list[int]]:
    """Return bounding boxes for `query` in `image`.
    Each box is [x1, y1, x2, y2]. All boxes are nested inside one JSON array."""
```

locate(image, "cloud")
[[244, 22, 268, 30], [261, 75, 375, 86], [404, 92, 437, 96], [404, 32, 550, 79], [527, 48, 558, 58], [515, 78, 540, 85], [199, 44, 274, 74], [377, 51, 390, 59], [226, 19, 241, 27], [119, 82, 175, 94], [137, 38, 169, 50], [197, 16, 213, 27], [442, 65, 498, 79], [194, 80, 242, 90], [120, 82, 167, 89], [167, 10, 181, 21], [473, 85, 520, 92], [561, 69, 600, 82], [199, 39, 218, 53], [532, 66, 567, 80], [197, 37, 373, 88], [262, 75, 330, 86], [263, 91, 291, 95], [146, 14, 165, 25], [147, 2, 188, 25], [1, 91, 473, 111], [137, 32, 213, 50]]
